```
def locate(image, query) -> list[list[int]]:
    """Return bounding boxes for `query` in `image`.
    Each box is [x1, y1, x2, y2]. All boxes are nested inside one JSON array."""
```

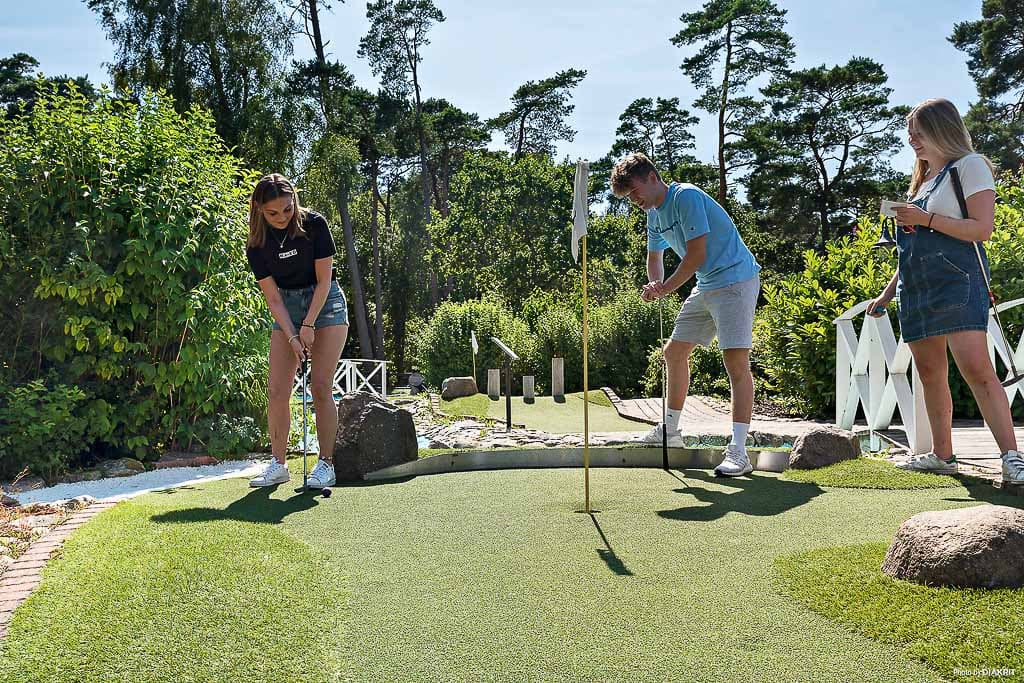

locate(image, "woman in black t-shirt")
[[245, 174, 349, 488]]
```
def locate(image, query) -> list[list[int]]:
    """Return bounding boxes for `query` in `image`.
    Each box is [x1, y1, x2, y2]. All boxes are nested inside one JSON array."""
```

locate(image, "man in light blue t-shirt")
[[611, 153, 761, 477]]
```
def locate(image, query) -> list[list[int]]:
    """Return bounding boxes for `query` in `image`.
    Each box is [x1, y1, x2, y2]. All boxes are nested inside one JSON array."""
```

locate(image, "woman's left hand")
[[894, 204, 930, 228], [299, 324, 315, 350]]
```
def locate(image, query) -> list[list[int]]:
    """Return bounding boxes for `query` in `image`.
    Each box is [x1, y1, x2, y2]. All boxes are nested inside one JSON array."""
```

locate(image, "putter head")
[[1002, 374, 1024, 389]]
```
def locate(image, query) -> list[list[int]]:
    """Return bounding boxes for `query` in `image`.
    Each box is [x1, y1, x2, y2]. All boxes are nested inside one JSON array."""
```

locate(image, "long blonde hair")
[[906, 98, 995, 198], [247, 173, 309, 248]]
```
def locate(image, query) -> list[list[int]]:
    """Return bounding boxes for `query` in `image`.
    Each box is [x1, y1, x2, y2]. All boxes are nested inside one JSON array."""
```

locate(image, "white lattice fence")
[[292, 358, 389, 399], [834, 298, 1024, 454]]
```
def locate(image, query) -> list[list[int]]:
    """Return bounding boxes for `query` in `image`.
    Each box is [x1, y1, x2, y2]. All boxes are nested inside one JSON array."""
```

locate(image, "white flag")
[[471, 330, 478, 354], [571, 159, 590, 263]]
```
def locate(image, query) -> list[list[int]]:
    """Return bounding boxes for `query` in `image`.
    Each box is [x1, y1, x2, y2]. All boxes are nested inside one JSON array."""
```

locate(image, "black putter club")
[[659, 297, 668, 470], [294, 350, 330, 496]]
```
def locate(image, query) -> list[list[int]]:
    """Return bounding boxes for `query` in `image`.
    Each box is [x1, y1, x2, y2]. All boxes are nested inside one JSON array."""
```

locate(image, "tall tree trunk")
[[410, 60, 439, 307], [305, 0, 374, 354], [337, 189, 373, 358], [717, 21, 734, 206], [370, 170, 385, 359]]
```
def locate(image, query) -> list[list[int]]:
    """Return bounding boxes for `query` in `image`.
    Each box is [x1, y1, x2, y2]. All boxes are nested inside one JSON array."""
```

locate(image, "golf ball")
[[322, 487, 332, 498]]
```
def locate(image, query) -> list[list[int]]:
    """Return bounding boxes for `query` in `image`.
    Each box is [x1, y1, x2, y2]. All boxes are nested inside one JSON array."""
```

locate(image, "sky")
[[3, 0, 985, 173]]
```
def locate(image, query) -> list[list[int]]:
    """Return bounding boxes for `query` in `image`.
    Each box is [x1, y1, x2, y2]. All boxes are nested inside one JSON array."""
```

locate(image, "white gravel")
[[9, 458, 270, 506]]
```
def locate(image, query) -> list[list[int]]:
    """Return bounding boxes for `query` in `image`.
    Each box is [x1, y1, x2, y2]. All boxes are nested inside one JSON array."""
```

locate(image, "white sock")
[[665, 408, 681, 433], [731, 422, 750, 448]]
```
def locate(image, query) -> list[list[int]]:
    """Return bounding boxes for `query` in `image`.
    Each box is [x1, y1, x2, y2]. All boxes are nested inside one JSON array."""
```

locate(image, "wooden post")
[[487, 369, 500, 400], [523, 375, 535, 403], [551, 357, 565, 401]]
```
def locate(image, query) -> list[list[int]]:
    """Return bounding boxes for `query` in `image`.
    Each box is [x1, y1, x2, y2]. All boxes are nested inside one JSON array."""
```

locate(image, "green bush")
[[642, 341, 731, 399], [0, 85, 269, 465], [0, 379, 113, 480], [417, 298, 540, 391], [757, 222, 895, 417], [180, 414, 263, 459], [588, 289, 673, 398]]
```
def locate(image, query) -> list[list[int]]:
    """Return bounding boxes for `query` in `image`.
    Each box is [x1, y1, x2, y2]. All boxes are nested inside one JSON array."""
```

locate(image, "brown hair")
[[610, 153, 660, 198], [247, 173, 309, 248], [906, 98, 995, 198]]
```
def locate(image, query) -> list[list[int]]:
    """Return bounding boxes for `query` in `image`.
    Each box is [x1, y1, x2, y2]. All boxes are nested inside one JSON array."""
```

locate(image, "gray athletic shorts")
[[670, 275, 760, 349]]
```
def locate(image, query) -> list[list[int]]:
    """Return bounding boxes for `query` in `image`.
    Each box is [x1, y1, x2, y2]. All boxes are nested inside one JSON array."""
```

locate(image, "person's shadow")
[[657, 470, 823, 522], [150, 485, 321, 525]]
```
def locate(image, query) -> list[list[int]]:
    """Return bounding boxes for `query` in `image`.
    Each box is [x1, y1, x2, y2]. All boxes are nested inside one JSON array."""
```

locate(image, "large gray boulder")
[[882, 505, 1024, 589], [788, 426, 859, 469], [333, 392, 418, 481], [441, 376, 478, 400]]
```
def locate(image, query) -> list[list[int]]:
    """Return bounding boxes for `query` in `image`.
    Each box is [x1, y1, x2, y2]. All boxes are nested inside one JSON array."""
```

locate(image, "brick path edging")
[[0, 500, 118, 639]]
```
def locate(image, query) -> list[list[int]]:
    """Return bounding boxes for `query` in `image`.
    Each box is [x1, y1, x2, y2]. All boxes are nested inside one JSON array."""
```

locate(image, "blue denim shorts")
[[896, 227, 989, 343], [272, 280, 349, 331]]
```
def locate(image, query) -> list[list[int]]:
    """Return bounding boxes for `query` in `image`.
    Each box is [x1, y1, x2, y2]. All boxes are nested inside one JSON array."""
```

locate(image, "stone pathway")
[[0, 500, 117, 639]]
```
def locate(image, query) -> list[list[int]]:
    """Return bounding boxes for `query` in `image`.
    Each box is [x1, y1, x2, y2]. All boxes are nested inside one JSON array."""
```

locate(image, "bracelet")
[[927, 213, 935, 228], [301, 323, 315, 329], [288, 334, 300, 342]]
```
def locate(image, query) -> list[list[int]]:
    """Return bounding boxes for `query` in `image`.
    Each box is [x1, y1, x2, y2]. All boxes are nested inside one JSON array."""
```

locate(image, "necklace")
[[273, 228, 288, 249]]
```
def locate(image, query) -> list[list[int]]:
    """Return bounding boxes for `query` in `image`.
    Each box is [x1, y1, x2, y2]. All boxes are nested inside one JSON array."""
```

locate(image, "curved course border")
[[365, 446, 790, 481]]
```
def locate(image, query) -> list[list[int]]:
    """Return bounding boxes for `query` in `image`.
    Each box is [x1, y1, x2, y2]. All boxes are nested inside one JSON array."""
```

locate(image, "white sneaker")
[[895, 453, 957, 474], [714, 444, 753, 477], [305, 459, 336, 488], [1002, 450, 1024, 484], [250, 459, 290, 487], [641, 423, 679, 444]]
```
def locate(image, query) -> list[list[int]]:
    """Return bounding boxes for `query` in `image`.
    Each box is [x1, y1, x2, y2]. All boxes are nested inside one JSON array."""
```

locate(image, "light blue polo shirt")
[[647, 182, 760, 291]]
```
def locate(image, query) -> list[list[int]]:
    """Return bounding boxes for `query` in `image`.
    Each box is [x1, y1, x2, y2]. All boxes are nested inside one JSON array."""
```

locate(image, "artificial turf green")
[[775, 543, 1024, 683], [3, 466, 1022, 681], [443, 391, 617, 429], [0, 480, 347, 683], [782, 457, 962, 489]]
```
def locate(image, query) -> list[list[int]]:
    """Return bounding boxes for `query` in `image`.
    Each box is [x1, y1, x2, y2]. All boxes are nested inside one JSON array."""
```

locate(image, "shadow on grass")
[[941, 482, 1024, 508], [589, 512, 633, 577], [657, 471, 823, 522], [150, 485, 321, 525]]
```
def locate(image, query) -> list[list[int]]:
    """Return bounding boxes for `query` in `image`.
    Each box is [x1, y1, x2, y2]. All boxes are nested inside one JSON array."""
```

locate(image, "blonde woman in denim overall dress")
[[867, 99, 1023, 484], [244, 174, 349, 488]]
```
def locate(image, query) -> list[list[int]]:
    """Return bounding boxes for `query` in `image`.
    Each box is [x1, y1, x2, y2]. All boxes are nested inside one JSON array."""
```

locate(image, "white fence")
[[834, 298, 1024, 454], [292, 358, 389, 399]]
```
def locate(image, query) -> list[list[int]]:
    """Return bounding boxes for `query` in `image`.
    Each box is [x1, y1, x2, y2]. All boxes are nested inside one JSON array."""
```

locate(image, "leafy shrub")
[[416, 298, 539, 391], [642, 341, 731, 399], [588, 289, 672, 398], [0, 85, 269, 461], [182, 415, 263, 459], [0, 379, 113, 480], [757, 222, 895, 417]]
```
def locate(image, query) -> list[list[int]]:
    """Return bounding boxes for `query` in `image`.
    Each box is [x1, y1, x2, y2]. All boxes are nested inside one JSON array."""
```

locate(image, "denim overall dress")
[[896, 160, 990, 343]]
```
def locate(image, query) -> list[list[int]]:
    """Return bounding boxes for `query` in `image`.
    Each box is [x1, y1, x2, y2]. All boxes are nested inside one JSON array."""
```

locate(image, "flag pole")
[[582, 234, 590, 513]]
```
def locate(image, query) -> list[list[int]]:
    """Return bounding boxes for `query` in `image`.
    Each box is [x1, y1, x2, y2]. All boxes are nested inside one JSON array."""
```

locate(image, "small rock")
[[154, 454, 220, 469], [55, 469, 104, 484], [883, 505, 1024, 589], [60, 495, 97, 512], [1, 493, 19, 508], [789, 426, 859, 469], [441, 377, 478, 400], [3, 476, 46, 493], [0, 556, 12, 572], [427, 439, 450, 449], [99, 458, 146, 478]]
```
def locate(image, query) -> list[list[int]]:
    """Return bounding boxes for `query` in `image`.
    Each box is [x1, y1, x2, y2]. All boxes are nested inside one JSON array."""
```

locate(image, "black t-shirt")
[[246, 211, 337, 289]]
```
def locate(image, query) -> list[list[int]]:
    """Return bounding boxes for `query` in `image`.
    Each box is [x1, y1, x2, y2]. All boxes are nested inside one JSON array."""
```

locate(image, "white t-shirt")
[[911, 153, 996, 219]]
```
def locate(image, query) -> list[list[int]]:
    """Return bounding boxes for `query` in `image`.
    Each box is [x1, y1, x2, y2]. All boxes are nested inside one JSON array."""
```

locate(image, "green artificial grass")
[[775, 543, 1024, 682], [782, 457, 962, 489], [0, 480, 347, 683], [442, 391, 615, 426], [3, 464, 1022, 681], [441, 392, 490, 420]]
